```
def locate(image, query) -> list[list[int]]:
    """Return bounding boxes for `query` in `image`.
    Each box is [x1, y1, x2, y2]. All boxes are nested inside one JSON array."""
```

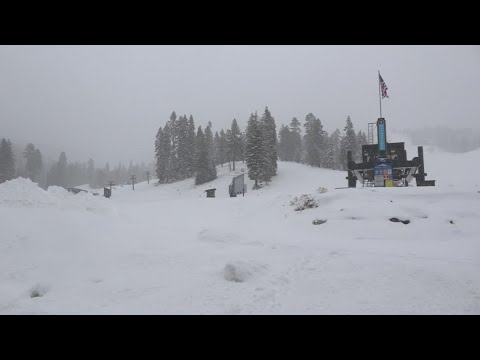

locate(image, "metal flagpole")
[[378, 70, 382, 118]]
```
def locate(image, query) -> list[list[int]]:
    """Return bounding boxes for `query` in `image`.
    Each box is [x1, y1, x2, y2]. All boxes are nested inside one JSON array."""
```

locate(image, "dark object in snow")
[[103, 187, 111, 198], [29, 284, 48, 298], [346, 118, 435, 188], [205, 188, 216, 198], [229, 174, 246, 197], [390, 200, 393, 202], [312, 219, 327, 225], [450, 220, 454, 224], [389, 217, 410, 224], [67, 187, 88, 195]]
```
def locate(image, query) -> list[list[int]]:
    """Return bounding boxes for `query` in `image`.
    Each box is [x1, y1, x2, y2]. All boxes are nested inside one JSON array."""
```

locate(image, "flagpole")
[[378, 70, 382, 118]]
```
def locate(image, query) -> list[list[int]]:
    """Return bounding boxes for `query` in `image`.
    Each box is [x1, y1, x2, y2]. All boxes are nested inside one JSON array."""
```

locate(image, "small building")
[[205, 188, 216, 198]]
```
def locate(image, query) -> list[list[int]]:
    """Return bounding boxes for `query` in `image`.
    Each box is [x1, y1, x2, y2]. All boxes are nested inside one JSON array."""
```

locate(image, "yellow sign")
[[385, 180, 394, 187]]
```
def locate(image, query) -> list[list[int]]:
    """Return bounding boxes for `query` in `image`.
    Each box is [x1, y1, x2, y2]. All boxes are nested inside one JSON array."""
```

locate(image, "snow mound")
[[0, 177, 55, 208], [224, 261, 268, 282], [0, 177, 111, 212]]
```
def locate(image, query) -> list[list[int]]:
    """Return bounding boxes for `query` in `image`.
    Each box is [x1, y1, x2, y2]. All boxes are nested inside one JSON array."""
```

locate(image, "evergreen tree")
[[0, 138, 15, 184], [245, 113, 265, 189], [260, 107, 278, 181], [289, 117, 303, 163], [57, 152, 68, 188], [218, 129, 228, 166], [330, 129, 342, 170], [278, 124, 291, 161], [324, 136, 336, 169], [356, 130, 368, 162], [339, 116, 357, 170], [187, 115, 196, 177], [176, 115, 191, 180], [214, 131, 221, 166], [23, 143, 42, 182], [204, 122, 217, 180], [168, 111, 180, 181], [195, 126, 217, 185], [226, 119, 242, 171], [303, 113, 325, 168]]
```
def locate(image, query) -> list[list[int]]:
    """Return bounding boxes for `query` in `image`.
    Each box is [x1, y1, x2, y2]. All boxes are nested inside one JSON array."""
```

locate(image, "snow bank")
[[0, 177, 111, 212]]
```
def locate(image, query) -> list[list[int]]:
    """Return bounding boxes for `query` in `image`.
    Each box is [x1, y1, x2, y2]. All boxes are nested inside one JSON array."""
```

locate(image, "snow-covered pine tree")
[[324, 135, 336, 169], [226, 119, 242, 171], [194, 126, 216, 185], [260, 107, 278, 181], [339, 116, 357, 170], [204, 122, 217, 181], [329, 128, 342, 170], [187, 115, 196, 177], [218, 129, 228, 167], [23, 143, 42, 182], [278, 124, 291, 161], [303, 113, 325, 168], [0, 138, 15, 184], [176, 115, 190, 180], [289, 117, 303, 163], [167, 111, 180, 181], [245, 113, 266, 189], [239, 132, 246, 163], [356, 130, 367, 162], [214, 131, 221, 166]]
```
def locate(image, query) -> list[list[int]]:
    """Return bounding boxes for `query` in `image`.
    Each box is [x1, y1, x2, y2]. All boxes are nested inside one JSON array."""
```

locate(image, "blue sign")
[[378, 123, 386, 151]]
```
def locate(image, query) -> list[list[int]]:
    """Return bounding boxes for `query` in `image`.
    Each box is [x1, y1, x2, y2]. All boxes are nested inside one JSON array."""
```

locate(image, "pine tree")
[[168, 111, 180, 181], [187, 115, 196, 177], [289, 117, 303, 163], [195, 126, 217, 185], [278, 124, 291, 161], [324, 136, 336, 169], [260, 107, 278, 181], [245, 113, 265, 189], [330, 129, 342, 170], [0, 138, 15, 184], [339, 116, 357, 170], [226, 119, 242, 171], [176, 115, 190, 180], [218, 129, 228, 166], [23, 143, 42, 182], [214, 131, 221, 166], [204, 122, 217, 180], [356, 130, 367, 162], [303, 113, 325, 168]]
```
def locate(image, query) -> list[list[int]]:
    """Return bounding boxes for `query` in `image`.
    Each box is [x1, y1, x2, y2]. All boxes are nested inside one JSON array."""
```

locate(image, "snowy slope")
[[1, 150, 479, 314]]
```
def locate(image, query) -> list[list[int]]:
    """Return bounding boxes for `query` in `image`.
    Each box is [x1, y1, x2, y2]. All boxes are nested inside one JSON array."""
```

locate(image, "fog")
[[0, 45, 479, 165]]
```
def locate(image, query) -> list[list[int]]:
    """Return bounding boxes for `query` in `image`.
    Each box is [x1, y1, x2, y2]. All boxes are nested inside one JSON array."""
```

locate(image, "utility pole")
[[145, 171, 150, 184], [130, 175, 136, 191]]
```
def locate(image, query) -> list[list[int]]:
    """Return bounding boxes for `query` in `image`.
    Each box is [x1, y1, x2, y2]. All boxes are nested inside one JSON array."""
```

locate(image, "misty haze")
[[0, 45, 479, 315]]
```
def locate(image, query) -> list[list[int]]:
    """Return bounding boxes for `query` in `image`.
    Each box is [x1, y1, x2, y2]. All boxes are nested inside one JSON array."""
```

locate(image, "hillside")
[[1, 149, 479, 314]]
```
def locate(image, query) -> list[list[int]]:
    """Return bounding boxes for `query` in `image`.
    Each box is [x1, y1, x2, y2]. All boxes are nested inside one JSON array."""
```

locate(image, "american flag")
[[379, 73, 389, 98]]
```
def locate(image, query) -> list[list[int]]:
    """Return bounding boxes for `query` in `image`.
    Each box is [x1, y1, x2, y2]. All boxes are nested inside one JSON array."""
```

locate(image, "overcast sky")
[[0, 45, 479, 165]]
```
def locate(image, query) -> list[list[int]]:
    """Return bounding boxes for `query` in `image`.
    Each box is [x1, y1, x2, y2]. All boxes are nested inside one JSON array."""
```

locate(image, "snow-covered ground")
[[1, 148, 480, 314]]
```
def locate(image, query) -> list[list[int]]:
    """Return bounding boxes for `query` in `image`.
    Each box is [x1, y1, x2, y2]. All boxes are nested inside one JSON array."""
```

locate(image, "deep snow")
[[1, 148, 479, 314]]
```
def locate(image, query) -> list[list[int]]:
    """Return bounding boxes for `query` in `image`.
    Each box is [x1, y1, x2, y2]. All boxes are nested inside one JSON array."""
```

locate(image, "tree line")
[[0, 137, 152, 189], [278, 115, 367, 170], [155, 107, 279, 189]]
